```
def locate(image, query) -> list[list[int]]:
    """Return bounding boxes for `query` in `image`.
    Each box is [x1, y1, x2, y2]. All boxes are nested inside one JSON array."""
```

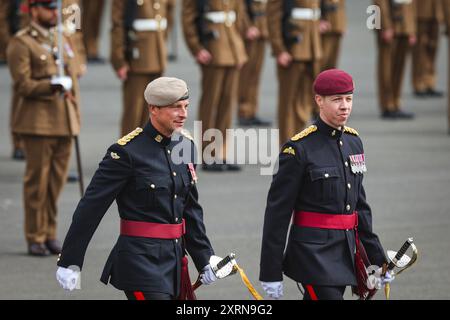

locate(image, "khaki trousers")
[[82, 0, 105, 58], [238, 39, 266, 119], [320, 33, 342, 71], [22, 135, 72, 244], [377, 35, 411, 111], [121, 73, 160, 136], [412, 20, 440, 92], [277, 61, 315, 144], [199, 65, 239, 159]]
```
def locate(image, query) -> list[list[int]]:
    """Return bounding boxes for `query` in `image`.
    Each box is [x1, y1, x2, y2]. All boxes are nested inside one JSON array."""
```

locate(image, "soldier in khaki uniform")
[[82, 0, 105, 62], [1, 0, 29, 160], [111, 0, 175, 137], [444, 0, 450, 134], [267, 0, 322, 144], [374, 0, 416, 119], [237, 0, 272, 127], [182, 0, 248, 171], [319, 0, 346, 71], [7, 0, 81, 256], [412, 0, 443, 97]]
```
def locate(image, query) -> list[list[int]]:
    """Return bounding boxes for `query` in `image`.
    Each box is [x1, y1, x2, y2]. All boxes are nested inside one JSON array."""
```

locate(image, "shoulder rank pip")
[[117, 127, 143, 146]]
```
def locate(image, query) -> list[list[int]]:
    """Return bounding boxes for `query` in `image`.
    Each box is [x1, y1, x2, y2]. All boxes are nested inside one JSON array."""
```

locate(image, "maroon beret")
[[313, 69, 354, 96]]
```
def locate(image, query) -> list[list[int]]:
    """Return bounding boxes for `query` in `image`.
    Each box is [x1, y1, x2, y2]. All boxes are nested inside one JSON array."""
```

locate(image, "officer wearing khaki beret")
[[82, 0, 105, 62], [182, 0, 248, 171], [111, 0, 176, 137], [267, 0, 323, 144], [374, 0, 416, 119], [444, 0, 450, 134], [237, 0, 272, 127], [56, 77, 219, 300], [319, 0, 346, 71], [412, 0, 443, 97], [7, 0, 81, 256]]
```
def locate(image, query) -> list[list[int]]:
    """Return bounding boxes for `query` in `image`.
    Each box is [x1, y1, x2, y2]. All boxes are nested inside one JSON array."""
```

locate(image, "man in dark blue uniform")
[[56, 77, 217, 300], [259, 69, 394, 300]]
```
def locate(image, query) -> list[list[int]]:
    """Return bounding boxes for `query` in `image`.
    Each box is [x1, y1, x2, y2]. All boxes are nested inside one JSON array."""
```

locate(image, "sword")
[[383, 237, 418, 299], [193, 253, 237, 290]]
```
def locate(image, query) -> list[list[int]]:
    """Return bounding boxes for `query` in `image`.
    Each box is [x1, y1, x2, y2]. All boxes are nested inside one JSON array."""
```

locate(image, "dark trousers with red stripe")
[[302, 284, 346, 300], [124, 291, 173, 300]]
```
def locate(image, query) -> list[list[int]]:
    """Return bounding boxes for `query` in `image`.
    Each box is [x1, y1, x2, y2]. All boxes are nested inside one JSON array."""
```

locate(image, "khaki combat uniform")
[[443, 0, 450, 131], [182, 0, 248, 159], [374, 0, 417, 112], [238, 0, 268, 120], [267, 0, 322, 144], [412, 0, 443, 93], [7, 22, 81, 245], [111, 0, 175, 136], [320, 0, 346, 71]]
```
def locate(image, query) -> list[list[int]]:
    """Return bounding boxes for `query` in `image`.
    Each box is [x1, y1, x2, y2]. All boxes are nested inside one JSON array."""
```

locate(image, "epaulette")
[[291, 125, 317, 141], [16, 28, 28, 37], [344, 126, 359, 136], [180, 129, 194, 141], [117, 127, 143, 146]]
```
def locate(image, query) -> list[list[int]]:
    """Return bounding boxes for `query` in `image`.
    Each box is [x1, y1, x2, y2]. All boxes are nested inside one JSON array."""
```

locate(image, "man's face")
[[31, 6, 58, 29], [150, 99, 189, 135], [316, 94, 353, 129]]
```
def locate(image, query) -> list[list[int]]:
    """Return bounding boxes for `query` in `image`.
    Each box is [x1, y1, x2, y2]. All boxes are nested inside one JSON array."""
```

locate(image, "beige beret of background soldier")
[[56, 77, 221, 300]]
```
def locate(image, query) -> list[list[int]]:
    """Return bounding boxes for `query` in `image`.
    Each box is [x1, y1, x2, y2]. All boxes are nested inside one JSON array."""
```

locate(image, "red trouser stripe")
[[305, 285, 318, 301], [134, 291, 145, 300]]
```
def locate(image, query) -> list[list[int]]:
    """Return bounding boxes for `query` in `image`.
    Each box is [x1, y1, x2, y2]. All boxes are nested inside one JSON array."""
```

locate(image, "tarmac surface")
[[0, 0, 449, 300]]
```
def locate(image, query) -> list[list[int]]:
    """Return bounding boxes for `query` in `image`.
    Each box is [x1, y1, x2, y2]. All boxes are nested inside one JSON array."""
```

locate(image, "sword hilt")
[[213, 253, 235, 274], [387, 237, 413, 271]]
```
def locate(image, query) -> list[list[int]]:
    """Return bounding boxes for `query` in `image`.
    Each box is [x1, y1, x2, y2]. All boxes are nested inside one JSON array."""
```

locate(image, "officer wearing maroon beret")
[[259, 69, 393, 300]]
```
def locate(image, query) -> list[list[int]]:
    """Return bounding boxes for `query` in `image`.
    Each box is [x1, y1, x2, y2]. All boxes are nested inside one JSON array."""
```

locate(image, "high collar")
[[315, 117, 343, 139], [144, 121, 172, 147]]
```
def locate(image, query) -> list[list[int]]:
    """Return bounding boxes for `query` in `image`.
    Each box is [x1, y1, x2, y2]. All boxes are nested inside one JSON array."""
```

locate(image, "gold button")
[[340, 141, 343, 146], [346, 205, 351, 211], [155, 14, 162, 21], [175, 217, 179, 222], [173, 172, 177, 176], [150, 184, 155, 189], [154, 2, 160, 10], [175, 239, 178, 243], [167, 150, 171, 154], [174, 194, 177, 199], [345, 162, 349, 167], [347, 183, 351, 189], [137, 0, 144, 5], [40, 54, 47, 61], [324, 173, 329, 178]]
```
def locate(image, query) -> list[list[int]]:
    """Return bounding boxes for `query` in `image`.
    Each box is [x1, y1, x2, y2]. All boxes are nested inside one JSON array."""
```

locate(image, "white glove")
[[51, 76, 73, 91], [261, 281, 283, 299], [56, 266, 80, 291], [200, 264, 217, 285]]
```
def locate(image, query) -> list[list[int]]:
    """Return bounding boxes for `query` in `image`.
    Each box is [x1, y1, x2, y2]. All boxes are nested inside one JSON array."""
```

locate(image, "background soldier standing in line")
[[267, 0, 322, 144], [81, 0, 106, 63], [411, 0, 443, 98], [1, 0, 29, 160], [444, 0, 450, 135], [182, 0, 248, 171], [237, 0, 272, 127], [111, 0, 175, 137], [374, 0, 416, 120], [6, 0, 81, 256], [319, 0, 346, 71]]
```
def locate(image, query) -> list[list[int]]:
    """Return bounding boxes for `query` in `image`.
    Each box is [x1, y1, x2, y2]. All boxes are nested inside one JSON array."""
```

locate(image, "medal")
[[349, 154, 366, 174]]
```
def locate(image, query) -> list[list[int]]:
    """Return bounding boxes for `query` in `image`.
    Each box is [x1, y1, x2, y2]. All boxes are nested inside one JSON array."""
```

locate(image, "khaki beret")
[[144, 77, 189, 107]]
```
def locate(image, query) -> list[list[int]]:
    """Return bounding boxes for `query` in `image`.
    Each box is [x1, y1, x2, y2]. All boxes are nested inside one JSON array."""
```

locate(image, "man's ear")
[[149, 105, 157, 117], [315, 95, 323, 108]]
